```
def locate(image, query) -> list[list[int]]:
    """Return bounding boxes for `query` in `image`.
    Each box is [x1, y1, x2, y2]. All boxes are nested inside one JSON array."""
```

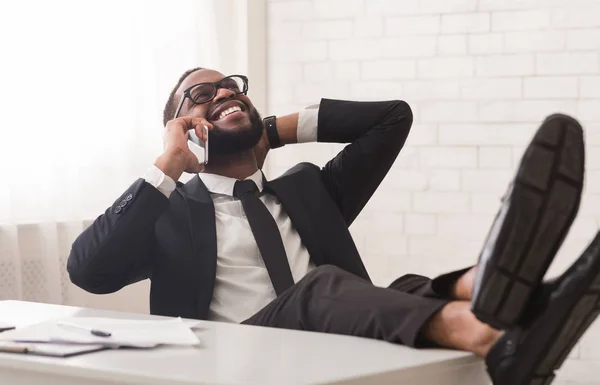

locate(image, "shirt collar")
[[198, 169, 264, 197]]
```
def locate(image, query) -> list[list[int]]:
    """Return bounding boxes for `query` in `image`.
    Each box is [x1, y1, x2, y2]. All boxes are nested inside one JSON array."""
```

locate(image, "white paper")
[[0, 317, 200, 349], [0, 321, 15, 331], [0, 341, 105, 357]]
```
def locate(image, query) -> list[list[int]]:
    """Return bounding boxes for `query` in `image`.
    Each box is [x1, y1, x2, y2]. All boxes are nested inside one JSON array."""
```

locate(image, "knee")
[[304, 265, 347, 282]]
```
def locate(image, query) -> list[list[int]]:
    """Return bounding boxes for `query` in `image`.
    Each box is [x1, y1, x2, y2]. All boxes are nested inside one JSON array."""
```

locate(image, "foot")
[[486, 231, 600, 385], [471, 114, 585, 329]]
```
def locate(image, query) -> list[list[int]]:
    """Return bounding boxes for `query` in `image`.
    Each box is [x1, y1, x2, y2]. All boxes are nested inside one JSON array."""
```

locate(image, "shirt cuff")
[[296, 109, 318, 143], [143, 165, 176, 198]]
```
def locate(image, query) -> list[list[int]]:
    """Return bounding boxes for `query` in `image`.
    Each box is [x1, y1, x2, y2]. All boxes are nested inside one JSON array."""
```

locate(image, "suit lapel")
[[180, 175, 218, 318], [267, 175, 325, 267]]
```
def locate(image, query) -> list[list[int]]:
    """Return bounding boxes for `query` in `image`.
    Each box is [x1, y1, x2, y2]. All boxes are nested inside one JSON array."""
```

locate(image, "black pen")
[[56, 322, 112, 337]]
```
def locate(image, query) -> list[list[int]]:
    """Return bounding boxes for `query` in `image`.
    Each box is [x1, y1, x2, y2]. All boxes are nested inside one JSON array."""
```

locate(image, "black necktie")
[[234, 179, 295, 295]]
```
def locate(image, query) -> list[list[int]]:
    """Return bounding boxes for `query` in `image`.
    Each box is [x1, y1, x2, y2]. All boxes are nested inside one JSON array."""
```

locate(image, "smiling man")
[[68, 67, 600, 385]]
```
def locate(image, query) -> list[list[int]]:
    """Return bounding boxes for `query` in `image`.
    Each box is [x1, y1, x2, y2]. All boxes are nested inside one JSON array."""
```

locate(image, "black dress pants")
[[242, 265, 469, 347]]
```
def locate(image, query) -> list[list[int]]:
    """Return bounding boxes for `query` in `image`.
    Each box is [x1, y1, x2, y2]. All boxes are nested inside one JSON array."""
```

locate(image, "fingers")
[[165, 116, 213, 136], [187, 160, 205, 174]]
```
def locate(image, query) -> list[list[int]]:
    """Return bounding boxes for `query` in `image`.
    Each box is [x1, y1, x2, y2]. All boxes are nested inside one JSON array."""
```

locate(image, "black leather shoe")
[[486, 231, 600, 385], [471, 114, 585, 330]]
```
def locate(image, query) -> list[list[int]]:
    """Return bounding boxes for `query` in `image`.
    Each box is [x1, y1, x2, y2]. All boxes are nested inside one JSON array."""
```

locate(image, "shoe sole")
[[472, 114, 585, 330], [513, 231, 600, 385]]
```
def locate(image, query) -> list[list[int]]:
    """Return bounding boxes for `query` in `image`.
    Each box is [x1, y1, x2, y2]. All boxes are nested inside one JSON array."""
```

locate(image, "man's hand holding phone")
[[154, 117, 212, 182]]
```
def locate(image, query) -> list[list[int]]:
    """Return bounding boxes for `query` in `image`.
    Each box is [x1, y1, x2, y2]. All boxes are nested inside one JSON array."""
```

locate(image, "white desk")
[[0, 300, 488, 385]]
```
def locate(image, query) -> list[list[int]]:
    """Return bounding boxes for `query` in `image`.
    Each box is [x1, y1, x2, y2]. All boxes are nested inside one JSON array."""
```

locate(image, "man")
[[68, 68, 598, 385]]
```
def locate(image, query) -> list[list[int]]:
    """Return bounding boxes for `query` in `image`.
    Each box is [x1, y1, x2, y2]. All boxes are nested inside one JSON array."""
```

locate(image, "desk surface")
[[0, 300, 486, 385]]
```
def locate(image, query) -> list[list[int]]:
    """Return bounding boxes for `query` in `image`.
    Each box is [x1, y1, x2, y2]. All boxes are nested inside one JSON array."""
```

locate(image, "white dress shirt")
[[143, 109, 319, 323]]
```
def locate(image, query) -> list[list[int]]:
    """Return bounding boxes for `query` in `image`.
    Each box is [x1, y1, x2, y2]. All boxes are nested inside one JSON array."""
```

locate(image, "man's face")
[[176, 69, 263, 155]]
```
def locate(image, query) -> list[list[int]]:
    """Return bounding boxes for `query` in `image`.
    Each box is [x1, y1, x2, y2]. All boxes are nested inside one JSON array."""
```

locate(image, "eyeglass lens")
[[189, 76, 246, 104]]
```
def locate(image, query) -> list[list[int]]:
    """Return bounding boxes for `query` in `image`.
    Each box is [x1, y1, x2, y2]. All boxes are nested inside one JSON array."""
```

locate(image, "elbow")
[[387, 100, 413, 142], [67, 247, 121, 295], [394, 100, 413, 127]]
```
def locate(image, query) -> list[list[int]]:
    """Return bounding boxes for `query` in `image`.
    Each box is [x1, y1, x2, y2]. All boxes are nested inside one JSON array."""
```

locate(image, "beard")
[[208, 107, 263, 156]]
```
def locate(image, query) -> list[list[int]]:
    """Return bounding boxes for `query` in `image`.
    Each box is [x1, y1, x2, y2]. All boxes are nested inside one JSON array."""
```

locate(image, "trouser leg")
[[242, 265, 468, 347]]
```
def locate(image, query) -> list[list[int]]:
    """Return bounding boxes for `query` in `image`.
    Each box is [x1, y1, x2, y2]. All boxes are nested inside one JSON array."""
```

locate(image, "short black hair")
[[162, 67, 204, 126]]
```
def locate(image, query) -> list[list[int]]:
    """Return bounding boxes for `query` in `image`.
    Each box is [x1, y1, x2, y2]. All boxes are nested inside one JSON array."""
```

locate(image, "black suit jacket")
[[67, 98, 413, 320]]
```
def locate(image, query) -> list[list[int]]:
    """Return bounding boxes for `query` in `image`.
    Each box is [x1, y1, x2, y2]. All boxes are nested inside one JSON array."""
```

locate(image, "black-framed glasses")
[[173, 75, 249, 119]]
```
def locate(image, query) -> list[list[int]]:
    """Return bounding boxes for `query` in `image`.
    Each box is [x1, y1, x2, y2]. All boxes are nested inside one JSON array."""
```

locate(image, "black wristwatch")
[[264, 115, 283, 149]]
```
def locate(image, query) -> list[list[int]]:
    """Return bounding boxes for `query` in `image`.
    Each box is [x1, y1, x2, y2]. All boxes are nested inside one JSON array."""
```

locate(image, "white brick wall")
[[266, 1, 600, 383]]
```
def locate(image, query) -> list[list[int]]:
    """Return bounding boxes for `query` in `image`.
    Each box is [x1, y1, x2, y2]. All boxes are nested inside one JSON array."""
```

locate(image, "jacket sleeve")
[[67, 179, 169, 294], [318, 98, 413, 226]]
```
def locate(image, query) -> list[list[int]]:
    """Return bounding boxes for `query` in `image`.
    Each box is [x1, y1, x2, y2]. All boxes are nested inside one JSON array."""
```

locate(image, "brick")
[[385, 15, 440, 36], [587, 123, 600, 146], [268, 63, 303, 85], [491, 10, 551, 32], [382, 37, 437, 58], [478, 0, 537, 10], [471, 192, 504, 214], [301, 21, 353, 40], [438, 35, 467, 55], [461, 78, 522, 100], [295, 83, 351, 104], [419, 0, 477, 13], [511, 146, 526, 168], [329, 39, 382, 60], [364, 231, 407, 260], [524, 77, 578, 99], [421, 102, 478, 123], [584, 171, 600, 194], [504, 31, 566, 53], [405, 123, 437, 145], [418, 57, 475, 79], [429, 170, 461, 191], [478, 101, 578, 123], [365, 189, 412, 212], [385, 169, 428, 191], [313, 0, 363, 19], [441, 13, 490, 34], [362, 60, 416, 80], [413, 192, 471, 214], [438, 214, 495, 239], [354, 18, 384, 37], [551, 6, 600, 28], [462, 169, 513, 192], [405, 214, 436, 235], [476, 54, 535, 77], [439, 123, 537, 146], [537, 52, 599, 75], [268, 22, 302, 42], [350, 81, 403, 100], [588, 147, 600, 169], [365, 0, 420, 16], [268, 85, 294, 105], [567, 29, 600, 50], [468, 34, 503, 54], [408, 236, 482, 266], [419, 147, 478, 168], [421, 101, 478, 123], [268, 1, 313, 21], [578, 100, 600, 121], [333, 62, 360, 81], [580, 76, 600, 98], [270, 41, 328, 63], [403, 80, 460, 100], [303, 63, 333, 82], [479, 147, 513, 169]]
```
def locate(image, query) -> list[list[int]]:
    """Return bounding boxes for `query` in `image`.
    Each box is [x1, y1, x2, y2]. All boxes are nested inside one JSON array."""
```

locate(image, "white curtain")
[[0, 0, 235, 308]]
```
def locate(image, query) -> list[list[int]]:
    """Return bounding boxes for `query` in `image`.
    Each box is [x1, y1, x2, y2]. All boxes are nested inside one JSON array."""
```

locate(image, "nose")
[[213, 87, 236, 103]]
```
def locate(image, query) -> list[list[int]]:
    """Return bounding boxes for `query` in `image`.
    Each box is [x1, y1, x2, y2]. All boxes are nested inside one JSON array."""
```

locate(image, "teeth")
[[218, 106, 241, 120]]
